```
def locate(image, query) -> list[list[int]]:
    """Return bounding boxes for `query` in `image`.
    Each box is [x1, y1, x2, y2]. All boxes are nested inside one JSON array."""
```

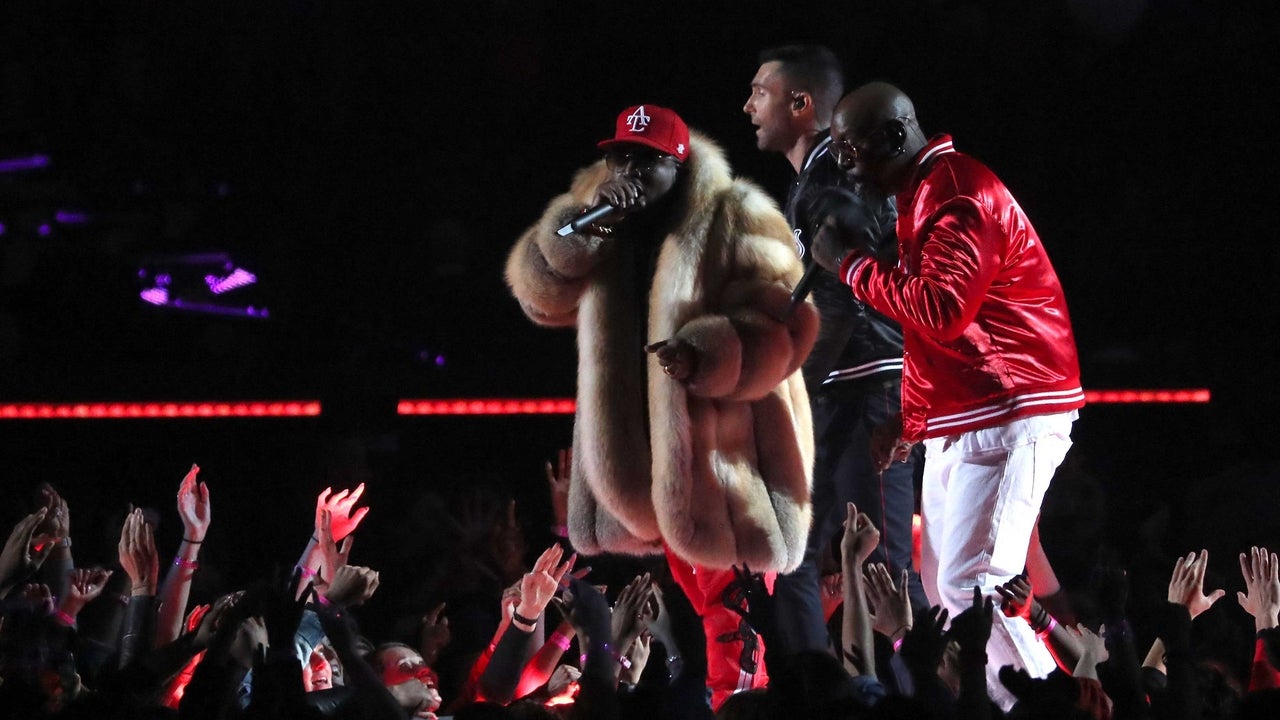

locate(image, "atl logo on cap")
[[625, 106, 651, 133]]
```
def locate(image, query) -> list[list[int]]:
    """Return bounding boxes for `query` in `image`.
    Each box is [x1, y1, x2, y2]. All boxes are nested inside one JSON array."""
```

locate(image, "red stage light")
[[396, 398, 578, 415], [1083, 389, 1210, 404], [0, 401, 323, 420]]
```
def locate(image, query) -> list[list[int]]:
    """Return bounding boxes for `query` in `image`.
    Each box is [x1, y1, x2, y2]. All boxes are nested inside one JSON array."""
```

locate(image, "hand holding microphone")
[[557, 178, 648, 237]]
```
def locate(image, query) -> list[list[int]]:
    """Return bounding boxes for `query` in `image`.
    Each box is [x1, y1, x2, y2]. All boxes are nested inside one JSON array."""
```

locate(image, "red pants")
[[665, 547, 774, 711]]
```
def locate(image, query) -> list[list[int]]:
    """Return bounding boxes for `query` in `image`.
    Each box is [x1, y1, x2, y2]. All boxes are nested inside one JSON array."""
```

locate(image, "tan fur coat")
[[505, 132, 818, 573]]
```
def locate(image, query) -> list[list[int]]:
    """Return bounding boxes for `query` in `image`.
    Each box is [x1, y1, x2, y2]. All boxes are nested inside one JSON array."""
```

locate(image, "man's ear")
[[790, 92, 811, 114]]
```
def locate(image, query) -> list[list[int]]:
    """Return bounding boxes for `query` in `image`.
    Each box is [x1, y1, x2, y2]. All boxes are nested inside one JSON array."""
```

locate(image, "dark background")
[[2, 0, 1278, 653]]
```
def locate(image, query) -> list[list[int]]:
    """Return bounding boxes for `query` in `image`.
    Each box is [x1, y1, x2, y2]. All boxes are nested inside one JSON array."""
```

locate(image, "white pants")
[[920, 411, 1076, 710]]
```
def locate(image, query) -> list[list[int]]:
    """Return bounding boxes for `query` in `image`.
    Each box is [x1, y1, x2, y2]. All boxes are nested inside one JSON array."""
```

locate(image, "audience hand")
[[419, 601, 451, 666], [1238, 546, 1280, 631], [865, 563, 912, 641], [314, 484, 369, 543], [1168, 549, 1224, 619], [545, 448, 572, 529], [841, 502, 880, 568], [59, 567, 112, 617], [31, 484, 70, 550], [899, 605, 950, 670], [620, 633, 651, 687], [176, 464, 211, 543], [611, 572, 654, 652], [118, 508, 160, 595], [325, 565, 380, 607], [546, 663, 581, 704], [948, 586, 994, 657], [515, 543, 576, 623], [1, 508, 52, 591]]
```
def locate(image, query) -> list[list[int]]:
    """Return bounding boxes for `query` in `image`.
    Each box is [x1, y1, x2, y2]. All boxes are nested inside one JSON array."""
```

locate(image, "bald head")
[[835, 82, 916, 133], [830, 82, 927, 195]]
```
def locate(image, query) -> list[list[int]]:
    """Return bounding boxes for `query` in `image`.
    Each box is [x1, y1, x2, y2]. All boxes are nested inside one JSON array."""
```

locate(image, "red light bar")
[[399, 389, 1212, 416], [397, 398, 577, 416], [0, 401, 322, 420], [1083, 389, 1210, 404]]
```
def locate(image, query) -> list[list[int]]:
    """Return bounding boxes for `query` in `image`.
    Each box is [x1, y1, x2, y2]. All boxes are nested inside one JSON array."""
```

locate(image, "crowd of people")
[[2, 458, 1280, 720]]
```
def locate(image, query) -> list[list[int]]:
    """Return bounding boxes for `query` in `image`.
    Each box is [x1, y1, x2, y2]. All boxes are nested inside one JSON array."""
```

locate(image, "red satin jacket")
[[839, 135, 1084, 441]]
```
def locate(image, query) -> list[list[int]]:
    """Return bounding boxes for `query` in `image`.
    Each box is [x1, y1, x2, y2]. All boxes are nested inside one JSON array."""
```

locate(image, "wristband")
[[182, 538, 202, 545], [551, 524, 569, 538], [601, 642, 632, 669], [1035, 616, 1057, 640], [56, 537, 72, 548], [511, 610, 538, 628], [296, 565, 318, 579], [53, 610, 77, 627], [548, 632, 572, 652], [173, 557, 199, 570], [893, 636, 905, 652]]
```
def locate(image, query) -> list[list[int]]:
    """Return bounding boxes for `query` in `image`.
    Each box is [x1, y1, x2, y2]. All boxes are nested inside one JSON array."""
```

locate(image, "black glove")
[[806, 187, 895, 272]]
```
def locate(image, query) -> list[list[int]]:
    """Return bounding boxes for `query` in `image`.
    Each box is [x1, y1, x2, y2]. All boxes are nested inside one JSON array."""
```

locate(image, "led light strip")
[[397, 398, 577, 416], [398, 389, 1212, 415], [1084, 389, 1210, 404], [0, 401, 321, 420]]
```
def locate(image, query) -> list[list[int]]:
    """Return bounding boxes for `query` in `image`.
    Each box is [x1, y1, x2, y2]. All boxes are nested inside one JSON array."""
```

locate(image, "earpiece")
[[792, 95, 807, 110]]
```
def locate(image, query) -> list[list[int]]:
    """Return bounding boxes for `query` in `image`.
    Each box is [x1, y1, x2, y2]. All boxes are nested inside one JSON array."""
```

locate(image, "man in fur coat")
[[505, 104, 818, 708]]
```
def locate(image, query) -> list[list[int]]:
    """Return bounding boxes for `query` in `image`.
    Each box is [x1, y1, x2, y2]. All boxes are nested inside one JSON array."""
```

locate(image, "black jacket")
[[785, 132, 904, 394]]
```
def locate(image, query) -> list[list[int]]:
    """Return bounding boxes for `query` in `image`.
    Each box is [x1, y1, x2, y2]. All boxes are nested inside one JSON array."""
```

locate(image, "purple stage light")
[[55, 210, 90, 225], [435, 355, 446, 367], [203, 267, 257, 294], [0, 223, 6, 236], [37, 224, 51, 236], [0, 155, 51, 173], [140, 287, 169, 306]]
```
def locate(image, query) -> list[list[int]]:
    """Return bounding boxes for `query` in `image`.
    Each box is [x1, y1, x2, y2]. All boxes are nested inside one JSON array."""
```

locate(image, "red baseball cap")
[[598, 104, 690, 162]]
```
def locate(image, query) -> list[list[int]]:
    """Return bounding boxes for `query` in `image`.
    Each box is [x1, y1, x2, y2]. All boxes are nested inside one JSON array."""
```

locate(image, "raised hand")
[[841, 502, 881, 568], [193, 592, 243, 648], [314, 508, 354, 588], [947, 586, 994, 657], [545, 449, 572, 530], [60, 567, 113, 616], [118, 508, 160, 595], [865, 563, 912, 641], [32, 484, 70, 549], [620, 633, 652, 687], [611, 573, 655, 651], [995, 573, 1036, 622], [176, 464, 211, 543], [515, 544, 576, 622], [419, 602, 451, 666], [22, 582, 56, 613], [0, 508, 52, 592], [314, 484, 369, 543], [1168, 549, 1225, 619], [324, 565, 380, 607], [1238, 546, 1280, 631], [546, 663, 582, 705], [899, 604, 950, 670]]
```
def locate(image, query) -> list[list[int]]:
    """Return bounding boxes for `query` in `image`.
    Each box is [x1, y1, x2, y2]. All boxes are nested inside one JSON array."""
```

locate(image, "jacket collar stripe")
[[802, 135, 833, 172]]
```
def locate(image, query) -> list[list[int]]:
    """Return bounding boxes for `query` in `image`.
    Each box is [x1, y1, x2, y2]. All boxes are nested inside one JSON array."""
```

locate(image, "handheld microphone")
[[787, 260, 822, 315], [557, 203, 616, 237]]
